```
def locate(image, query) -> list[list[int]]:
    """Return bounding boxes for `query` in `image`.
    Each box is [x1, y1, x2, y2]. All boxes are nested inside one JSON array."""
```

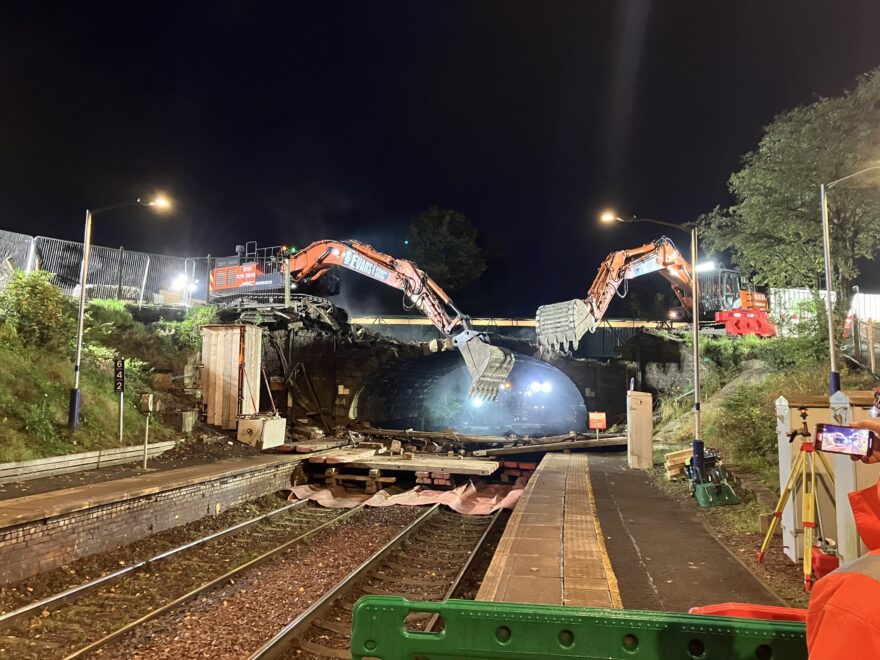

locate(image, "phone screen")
[[815, 424, 871, 456]]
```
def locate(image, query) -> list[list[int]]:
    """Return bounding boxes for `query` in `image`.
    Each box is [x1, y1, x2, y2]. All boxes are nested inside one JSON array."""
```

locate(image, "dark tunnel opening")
[[350, 352, 587, 436]]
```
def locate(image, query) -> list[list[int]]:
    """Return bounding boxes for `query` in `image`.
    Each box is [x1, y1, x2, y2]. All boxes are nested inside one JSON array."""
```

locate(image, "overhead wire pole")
[[601, 213, 704, 467], [819, 165, 880, 395], [690, 226, 703, 475], [68, 198, 172, 431]]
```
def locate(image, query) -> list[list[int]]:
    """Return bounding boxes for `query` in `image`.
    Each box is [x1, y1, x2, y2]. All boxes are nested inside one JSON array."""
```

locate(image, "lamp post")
[[600, 212, 706, 471], [819, 165, 880, 394], [68, 197, 171, 431]]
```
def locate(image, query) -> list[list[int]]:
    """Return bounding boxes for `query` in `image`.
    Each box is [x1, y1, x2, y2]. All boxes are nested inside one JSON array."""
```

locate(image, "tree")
[[702, 68, 880, 322], [405, 207, 486, 292]]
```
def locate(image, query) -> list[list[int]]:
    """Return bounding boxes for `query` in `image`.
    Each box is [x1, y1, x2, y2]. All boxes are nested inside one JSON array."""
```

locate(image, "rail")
[[0, 500, 362, 659], [249, 507, 503, 660]]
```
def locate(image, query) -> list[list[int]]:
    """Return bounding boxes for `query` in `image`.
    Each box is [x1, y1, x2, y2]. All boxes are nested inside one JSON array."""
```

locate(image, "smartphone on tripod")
[[814, 423, 874, 457]]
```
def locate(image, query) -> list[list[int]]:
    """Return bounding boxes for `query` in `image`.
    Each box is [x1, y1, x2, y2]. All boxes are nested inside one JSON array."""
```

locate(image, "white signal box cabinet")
[[627, 391, 653, 470], [200, 324, 262, 430]]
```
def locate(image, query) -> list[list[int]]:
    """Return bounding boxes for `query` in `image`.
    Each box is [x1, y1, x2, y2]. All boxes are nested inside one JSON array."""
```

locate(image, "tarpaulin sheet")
[[289, 479, 525, 516]]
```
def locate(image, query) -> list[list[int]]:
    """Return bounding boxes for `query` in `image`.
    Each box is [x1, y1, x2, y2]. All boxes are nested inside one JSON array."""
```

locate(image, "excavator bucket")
[[454, 332, 516, 401], [536, 299, 597, 354]]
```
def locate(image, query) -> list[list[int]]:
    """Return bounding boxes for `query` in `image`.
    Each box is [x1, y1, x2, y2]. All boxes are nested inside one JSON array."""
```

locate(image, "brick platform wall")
[[0, 462, 296, 585]]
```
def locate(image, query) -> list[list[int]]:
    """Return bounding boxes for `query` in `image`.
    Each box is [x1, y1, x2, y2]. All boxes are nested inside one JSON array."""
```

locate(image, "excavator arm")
[[537, 237, 694, 353], [288, 240, 514, 399]]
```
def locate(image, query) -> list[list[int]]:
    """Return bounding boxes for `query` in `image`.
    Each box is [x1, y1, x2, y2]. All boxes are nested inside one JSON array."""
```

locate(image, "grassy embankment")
[[654, 329, 874, 488], [0, 270, 216, 462]]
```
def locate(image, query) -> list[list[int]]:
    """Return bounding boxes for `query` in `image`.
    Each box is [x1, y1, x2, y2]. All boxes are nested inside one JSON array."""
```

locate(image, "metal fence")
[[0, 228, 208, 307]]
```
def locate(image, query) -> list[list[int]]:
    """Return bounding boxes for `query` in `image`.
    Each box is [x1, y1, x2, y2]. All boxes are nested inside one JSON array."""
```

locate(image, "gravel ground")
[[100, 506, 424, 659], [0, 493, 289, 616]]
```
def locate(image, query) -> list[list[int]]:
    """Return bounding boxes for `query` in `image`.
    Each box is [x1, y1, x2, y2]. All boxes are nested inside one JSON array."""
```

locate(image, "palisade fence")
[[0, 228, 209, 307], [3, 226, 880, 324]]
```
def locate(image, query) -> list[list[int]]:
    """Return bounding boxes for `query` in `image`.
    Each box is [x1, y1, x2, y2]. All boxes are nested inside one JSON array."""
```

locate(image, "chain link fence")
[[0, 228, 208, 307]]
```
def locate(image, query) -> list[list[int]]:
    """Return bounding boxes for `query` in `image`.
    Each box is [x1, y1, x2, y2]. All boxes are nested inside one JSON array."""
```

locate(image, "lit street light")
[[68, 196, 172, 431], [600, 211, 706, 474], [819, 165, 880, 394]]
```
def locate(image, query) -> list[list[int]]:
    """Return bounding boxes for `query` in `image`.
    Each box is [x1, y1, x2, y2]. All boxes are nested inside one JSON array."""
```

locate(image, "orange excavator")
[[536, 236, 776, 353], [209, 240, 514, 400]]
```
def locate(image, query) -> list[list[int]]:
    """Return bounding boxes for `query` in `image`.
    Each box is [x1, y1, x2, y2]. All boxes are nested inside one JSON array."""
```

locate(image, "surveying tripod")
[[758, 406, 835, 591]]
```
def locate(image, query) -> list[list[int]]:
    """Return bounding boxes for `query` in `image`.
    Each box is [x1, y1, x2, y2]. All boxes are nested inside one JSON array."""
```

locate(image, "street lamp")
[[68, 196, 172, 431], [819, 165, 880, 394], [600, 211, 706, 473]]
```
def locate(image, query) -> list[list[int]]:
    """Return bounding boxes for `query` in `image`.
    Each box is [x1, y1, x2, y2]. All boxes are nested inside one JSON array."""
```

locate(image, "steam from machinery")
[[353, 353, 586, 436]]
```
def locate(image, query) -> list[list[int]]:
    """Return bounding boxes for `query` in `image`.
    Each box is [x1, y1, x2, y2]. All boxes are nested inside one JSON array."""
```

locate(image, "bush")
[[86, 298, 137, 328], [23, 395, 56, 442], [0, 270, 75, 348], [699, 335, 761, 371], [157, 305, 219, 351]]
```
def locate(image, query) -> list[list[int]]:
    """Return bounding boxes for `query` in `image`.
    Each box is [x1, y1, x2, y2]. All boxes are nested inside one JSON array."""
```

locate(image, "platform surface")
[[476, 452, 621, 608], [0, 454, 301, 529]]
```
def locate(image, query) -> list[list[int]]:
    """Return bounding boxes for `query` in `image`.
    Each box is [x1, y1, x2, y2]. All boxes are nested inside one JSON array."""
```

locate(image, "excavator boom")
[[287, 240, 514, 400], [536, 237, 694, 353]]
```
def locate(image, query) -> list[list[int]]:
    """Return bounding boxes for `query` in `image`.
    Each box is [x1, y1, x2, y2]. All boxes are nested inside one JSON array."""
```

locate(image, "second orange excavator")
[[536, 236, 777, 354]]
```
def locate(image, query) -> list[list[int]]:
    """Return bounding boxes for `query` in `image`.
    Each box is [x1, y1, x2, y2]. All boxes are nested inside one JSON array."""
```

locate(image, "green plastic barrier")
[[351, 596, 807, 659]]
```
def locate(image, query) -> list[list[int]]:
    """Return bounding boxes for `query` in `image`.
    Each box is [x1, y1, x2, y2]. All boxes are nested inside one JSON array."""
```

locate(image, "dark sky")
[[2, 1, 880, 316]]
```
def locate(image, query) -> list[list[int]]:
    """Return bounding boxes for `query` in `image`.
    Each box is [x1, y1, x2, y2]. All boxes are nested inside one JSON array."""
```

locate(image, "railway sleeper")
[[297, 638, 350, 659]]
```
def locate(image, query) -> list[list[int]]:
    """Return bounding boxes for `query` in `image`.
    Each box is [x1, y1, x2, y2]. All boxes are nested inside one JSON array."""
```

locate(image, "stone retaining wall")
[[0, 461, 295, 585]]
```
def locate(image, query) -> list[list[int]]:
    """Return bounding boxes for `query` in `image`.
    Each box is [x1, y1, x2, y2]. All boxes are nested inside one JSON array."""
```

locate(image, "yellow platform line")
[[584, 454, 623, 609]]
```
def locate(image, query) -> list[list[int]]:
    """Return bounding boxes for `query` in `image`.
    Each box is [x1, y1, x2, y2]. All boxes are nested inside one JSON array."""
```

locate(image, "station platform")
[[0, 453, 302, 529], [476, 452, 622, 608]]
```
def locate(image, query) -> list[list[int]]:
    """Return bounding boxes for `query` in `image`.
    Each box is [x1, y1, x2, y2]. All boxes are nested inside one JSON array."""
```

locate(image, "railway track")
[[0, 499, 355, 659], [250, 505, 503, 660]]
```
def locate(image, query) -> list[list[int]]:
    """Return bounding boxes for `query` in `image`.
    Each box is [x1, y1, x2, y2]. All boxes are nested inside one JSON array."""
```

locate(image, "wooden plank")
[[321, 449, 378, 464], [293, 439, 349, 453], [347, 454, 498, 476], [472, 436, 626, 457], [783, 391, 875, 407]]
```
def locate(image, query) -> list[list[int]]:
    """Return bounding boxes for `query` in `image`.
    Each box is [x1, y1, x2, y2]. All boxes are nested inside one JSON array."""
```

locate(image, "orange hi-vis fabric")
[[849, 480, 880, 550], [808, 480, 880, 658], [807, 549, 880, 658]]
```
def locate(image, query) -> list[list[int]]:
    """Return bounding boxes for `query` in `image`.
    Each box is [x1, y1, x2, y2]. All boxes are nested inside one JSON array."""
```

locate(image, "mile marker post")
[[114, 358, 125, 445], [141, 394, 154, 469]]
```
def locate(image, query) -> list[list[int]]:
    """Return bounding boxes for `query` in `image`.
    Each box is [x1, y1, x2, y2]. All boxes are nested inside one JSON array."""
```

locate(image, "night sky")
[[2, 2, 880, 316]]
